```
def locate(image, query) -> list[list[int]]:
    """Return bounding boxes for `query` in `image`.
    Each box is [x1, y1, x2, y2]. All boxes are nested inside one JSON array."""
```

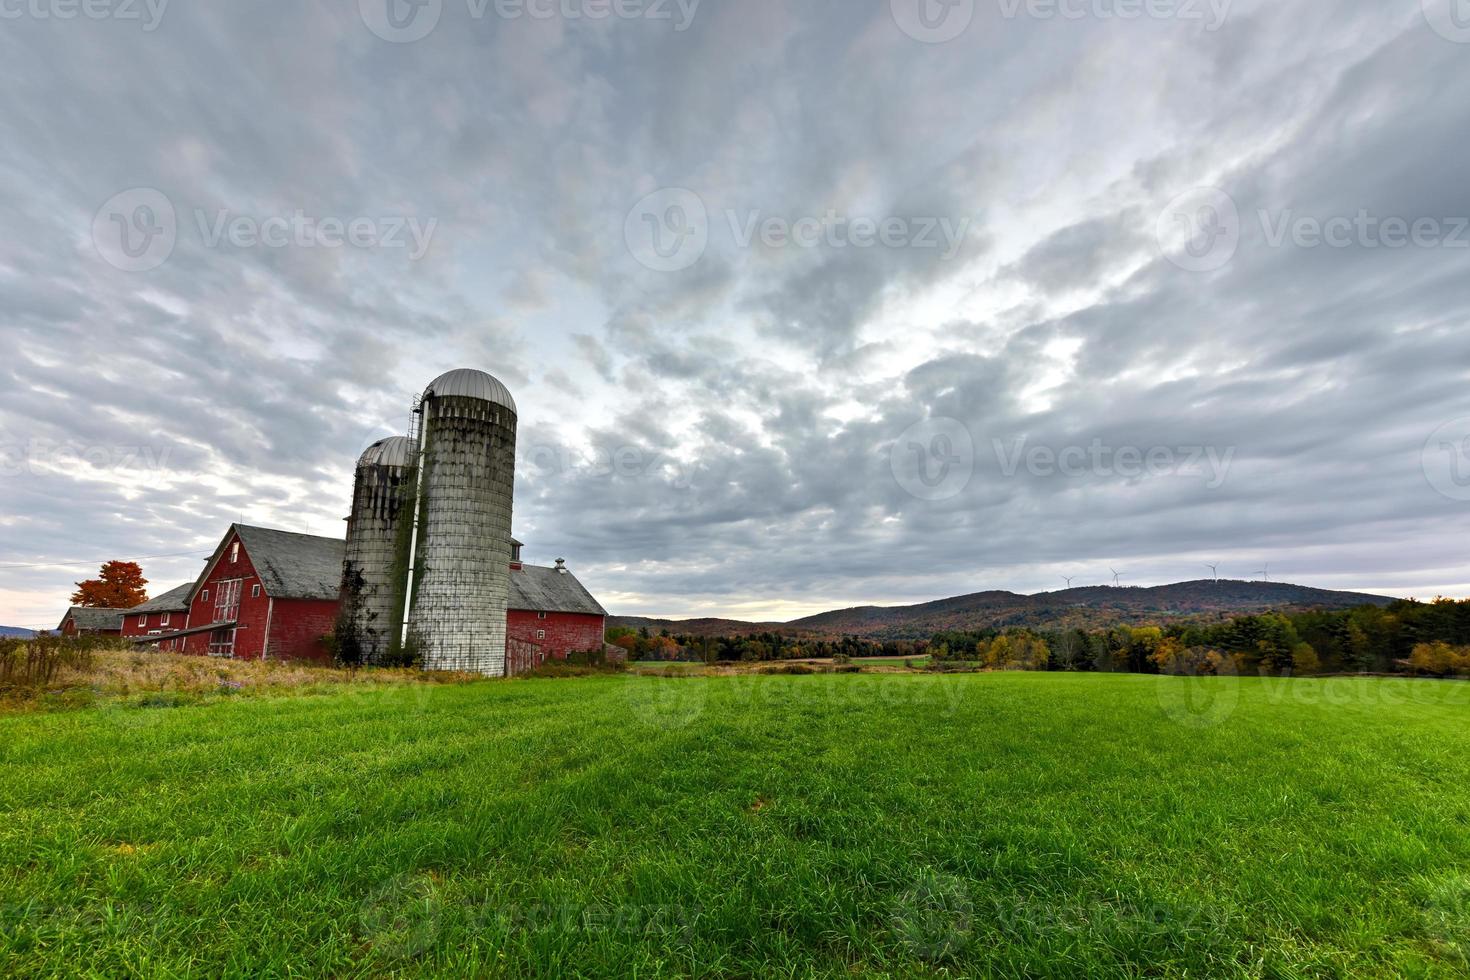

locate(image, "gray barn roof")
[[509, 564, 606, 616], [131, 583, 195, 613], [58, 607, 125, 631], [233, 525, 346, 601], [196, 523, 604, 614]]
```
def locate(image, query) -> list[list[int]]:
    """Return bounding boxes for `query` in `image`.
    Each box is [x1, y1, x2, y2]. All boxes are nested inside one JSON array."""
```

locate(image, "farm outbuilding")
[[506, 550, 608, 659], [119, 583, 193, 651], [57, 607, 124, 637], [174, 525, 344, 663]]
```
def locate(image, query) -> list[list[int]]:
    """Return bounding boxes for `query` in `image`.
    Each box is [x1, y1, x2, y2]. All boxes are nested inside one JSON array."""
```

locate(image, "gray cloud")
[[1, 1, 1468, 628]]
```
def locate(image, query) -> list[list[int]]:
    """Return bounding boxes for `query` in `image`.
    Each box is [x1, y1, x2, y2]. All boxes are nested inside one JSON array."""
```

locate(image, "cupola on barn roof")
[[424, 368, 517, 414]]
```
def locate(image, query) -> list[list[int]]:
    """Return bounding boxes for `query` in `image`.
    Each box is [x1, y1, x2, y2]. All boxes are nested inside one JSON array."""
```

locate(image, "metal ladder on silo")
[[400, 393, 426, 649]]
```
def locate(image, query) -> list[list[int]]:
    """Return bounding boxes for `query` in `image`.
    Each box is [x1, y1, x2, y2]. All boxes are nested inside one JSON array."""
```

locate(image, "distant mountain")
[[0, 626, 36, 639], [610, 580, 1398, 640]]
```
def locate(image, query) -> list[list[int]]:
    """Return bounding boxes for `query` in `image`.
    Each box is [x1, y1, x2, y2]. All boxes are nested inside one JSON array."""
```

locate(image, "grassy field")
[[2, 671, 1468, 977]]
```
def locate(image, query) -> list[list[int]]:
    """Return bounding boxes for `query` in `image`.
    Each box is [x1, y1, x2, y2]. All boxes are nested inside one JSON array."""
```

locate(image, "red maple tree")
[[70, 561, 149, 609]]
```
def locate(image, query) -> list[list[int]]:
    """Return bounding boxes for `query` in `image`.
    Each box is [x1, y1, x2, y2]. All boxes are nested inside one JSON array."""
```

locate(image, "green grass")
[[2, 673, 1469, 977]]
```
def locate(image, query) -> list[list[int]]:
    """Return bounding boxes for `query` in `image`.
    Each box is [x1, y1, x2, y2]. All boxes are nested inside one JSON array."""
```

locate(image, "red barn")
[[56, 607, 124, 637], [506, 540, 608, 659], [119, 583, 193, 651], [177, 525, 344, 663], [133, 524, 607, 668]]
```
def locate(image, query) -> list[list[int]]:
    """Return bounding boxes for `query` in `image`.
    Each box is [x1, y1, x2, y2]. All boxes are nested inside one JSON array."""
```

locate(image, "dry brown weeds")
[[0, 642, 485, 713]]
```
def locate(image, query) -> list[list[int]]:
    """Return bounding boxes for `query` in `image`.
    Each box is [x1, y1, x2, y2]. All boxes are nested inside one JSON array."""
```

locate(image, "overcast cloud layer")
[[2, 0, 1469, 627]]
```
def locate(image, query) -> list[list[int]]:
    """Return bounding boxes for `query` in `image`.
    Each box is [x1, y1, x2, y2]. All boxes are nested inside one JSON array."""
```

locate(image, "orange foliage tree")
[[1409, 642, 1470, 677], [70, 561, 149, 609]]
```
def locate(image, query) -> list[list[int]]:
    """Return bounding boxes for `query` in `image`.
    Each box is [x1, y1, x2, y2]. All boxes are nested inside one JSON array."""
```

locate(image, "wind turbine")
[[1110, 568, 1123, 588], [1256, 563, 1270, 583], [1063, 575, 1076, 589], [1205, 562, 1219, 583]]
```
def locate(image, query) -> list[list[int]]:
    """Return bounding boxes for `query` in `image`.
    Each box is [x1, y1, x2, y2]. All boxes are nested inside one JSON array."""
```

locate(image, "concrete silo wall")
[[407, 395, 517, 675], [338, 439, 415, 665]]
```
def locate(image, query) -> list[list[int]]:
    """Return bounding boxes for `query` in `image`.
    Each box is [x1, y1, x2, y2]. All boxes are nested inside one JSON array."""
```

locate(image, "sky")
[[2, 0, 1468, 628]]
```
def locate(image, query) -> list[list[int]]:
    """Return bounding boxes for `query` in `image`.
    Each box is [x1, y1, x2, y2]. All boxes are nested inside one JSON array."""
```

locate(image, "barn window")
[[536, 630, 546, 640], [230, 542, 240, 564], [161, 613, 170, 626], [138, 615, 147, 627], [215, 579, 242, 621], [208, 628, 236, 658], [201, 590, 209, 603], [252, 584, 261, 598]]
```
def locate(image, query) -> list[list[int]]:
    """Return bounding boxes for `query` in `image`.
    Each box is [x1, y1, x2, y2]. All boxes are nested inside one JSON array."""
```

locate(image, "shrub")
[[523, 657, 627, 679], [0, 636, 97, 688], [568, 648, 623, 669], [375, 634, 424, 670]]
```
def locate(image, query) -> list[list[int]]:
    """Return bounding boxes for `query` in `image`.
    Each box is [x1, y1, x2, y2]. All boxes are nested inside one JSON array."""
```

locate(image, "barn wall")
[[120, 609, 188, 651], [183, 531, 272, 660], [507, 610, 605, 659], [267, 599, 338, 664]]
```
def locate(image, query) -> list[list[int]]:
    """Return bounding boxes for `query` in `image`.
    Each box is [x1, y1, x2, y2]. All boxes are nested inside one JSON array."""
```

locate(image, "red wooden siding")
[[266, 598, 338, 664], [120, 609, 188, 651], [507, 609, 605, 660], [183, 531, 273, 660]]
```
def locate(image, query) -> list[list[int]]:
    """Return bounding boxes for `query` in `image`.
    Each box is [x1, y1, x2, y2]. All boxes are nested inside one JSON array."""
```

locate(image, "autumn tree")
[[1150, 640, 1230, 676], [977, 631, 1050, 671], [648, 635, 682, 661], [1409, 642, 1470, 676], [70, 561, 149, 608]]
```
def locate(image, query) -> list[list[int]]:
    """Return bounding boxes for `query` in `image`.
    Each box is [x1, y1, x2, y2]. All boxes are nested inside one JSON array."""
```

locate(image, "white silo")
[[405, 368, 518, 675], [338, 436, 416, 666]]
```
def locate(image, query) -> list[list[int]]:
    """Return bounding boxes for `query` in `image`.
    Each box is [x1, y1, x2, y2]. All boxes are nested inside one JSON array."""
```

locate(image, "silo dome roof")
[[424, 368, 517, 414], [359, 435, 415, 468]]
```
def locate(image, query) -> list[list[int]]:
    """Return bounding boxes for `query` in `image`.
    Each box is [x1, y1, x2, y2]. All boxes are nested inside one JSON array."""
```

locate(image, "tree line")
[[609, 598, 1470, 677]]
